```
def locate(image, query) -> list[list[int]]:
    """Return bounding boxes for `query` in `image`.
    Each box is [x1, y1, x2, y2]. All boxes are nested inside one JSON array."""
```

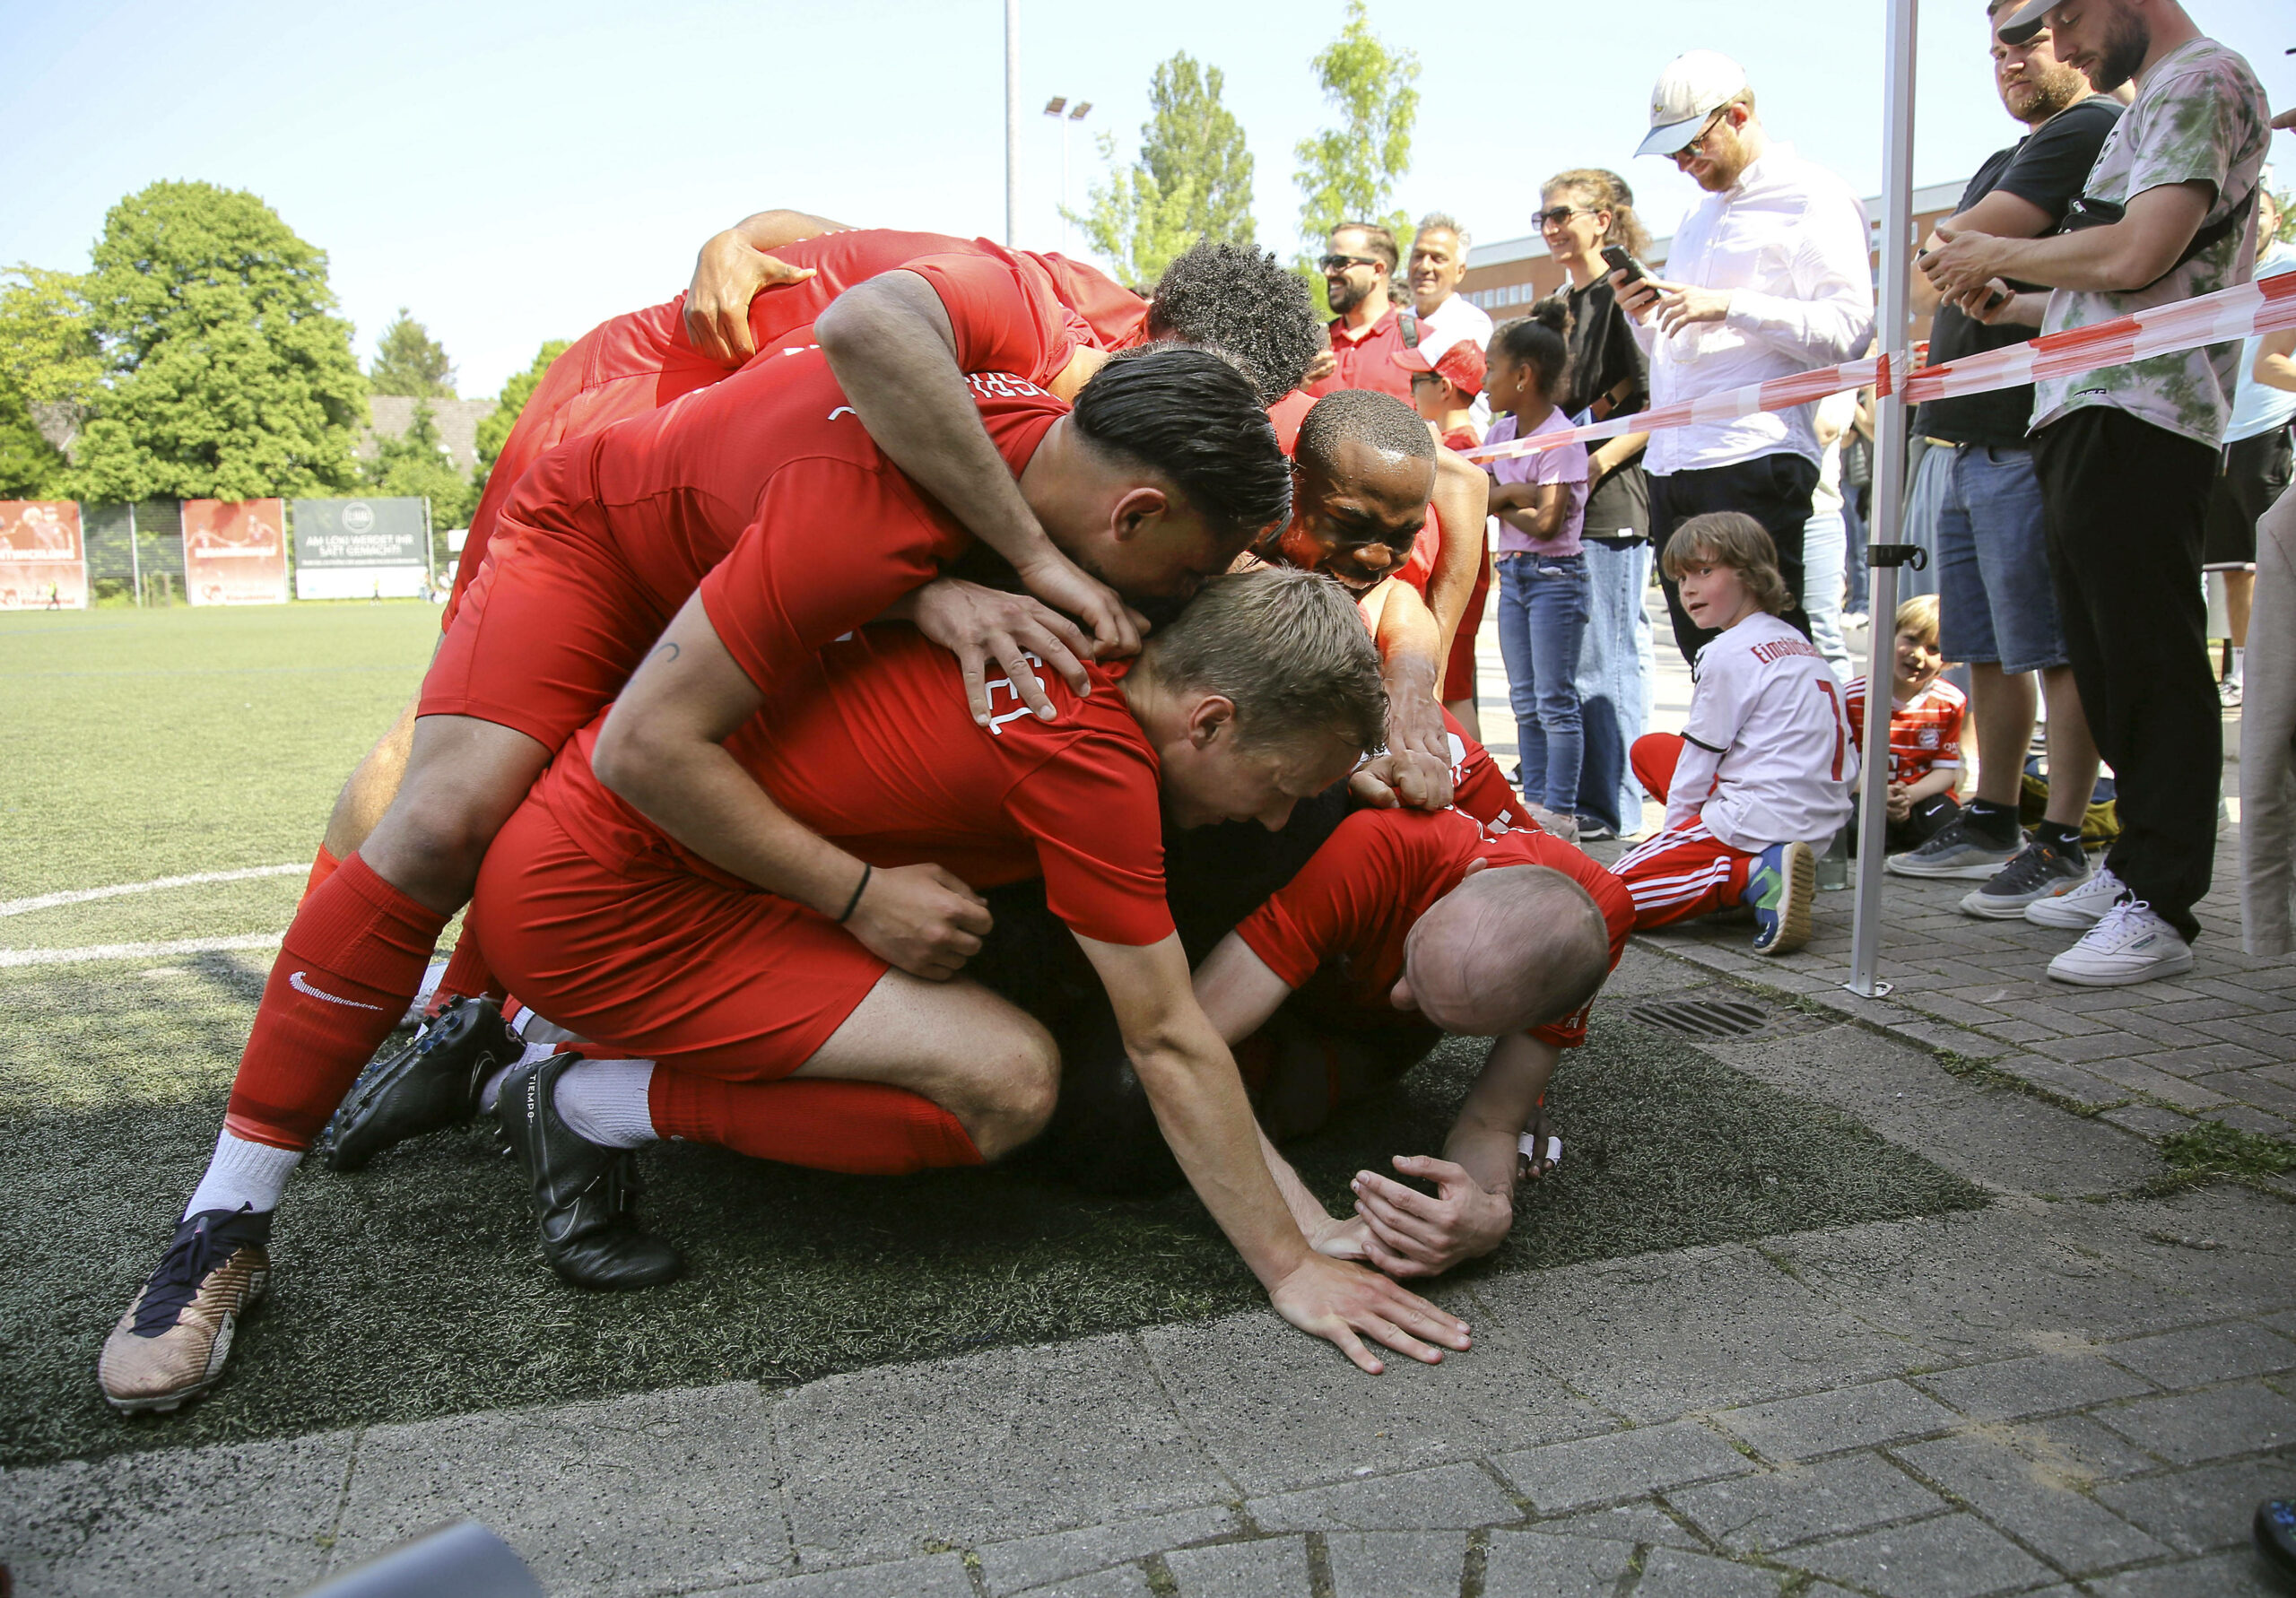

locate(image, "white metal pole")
[[1004, 0, 1020, 247], [127, 500, 142, 606], [1059, 117, 1071, 252], [1846, 0, 1920, 1000]]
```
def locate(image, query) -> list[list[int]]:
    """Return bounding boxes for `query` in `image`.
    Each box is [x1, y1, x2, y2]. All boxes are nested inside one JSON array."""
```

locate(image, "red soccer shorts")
[[1613, 733, 1755, 929], [420, 508, 668, 752], [472, 796, 889, 1080], [1442, 555, 1492, 703]]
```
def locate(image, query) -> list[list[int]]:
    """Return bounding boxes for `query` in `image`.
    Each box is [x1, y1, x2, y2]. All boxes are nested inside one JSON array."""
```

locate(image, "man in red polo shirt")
[[99, 347, 1292, 1417], [471, 566, 1473, 1376], [1304, 222, 1419, 404]]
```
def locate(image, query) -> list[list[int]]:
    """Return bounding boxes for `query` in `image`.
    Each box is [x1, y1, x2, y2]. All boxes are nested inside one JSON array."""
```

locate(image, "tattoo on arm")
[[651, 641, 682, 664]]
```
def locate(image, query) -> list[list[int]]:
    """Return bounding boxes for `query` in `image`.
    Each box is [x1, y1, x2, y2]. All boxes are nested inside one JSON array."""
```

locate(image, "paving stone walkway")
[[6, 608, 2292, 1596]]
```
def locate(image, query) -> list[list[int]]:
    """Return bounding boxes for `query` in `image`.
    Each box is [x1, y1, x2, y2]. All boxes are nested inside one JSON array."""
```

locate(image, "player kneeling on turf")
[[465, 565, 1470, 1374], [1610, 513, 1856, 956]]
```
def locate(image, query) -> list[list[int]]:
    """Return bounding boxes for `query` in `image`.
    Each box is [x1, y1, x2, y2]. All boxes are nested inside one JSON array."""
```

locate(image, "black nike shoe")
[[325, 996, 524, 1172], [496, 1053, 682, 1291]]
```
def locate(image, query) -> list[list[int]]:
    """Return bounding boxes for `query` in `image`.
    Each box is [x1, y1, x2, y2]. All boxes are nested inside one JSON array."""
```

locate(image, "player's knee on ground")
[[955, 1012, 1062, 1161], [1405, 865, 1612, 1036]]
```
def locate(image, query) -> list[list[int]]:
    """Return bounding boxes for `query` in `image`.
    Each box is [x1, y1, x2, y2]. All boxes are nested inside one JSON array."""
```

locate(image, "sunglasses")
[[1318, 253, 1383, 273], [1534, 206, 1593, 229], [1670, 108, 1731, 166]]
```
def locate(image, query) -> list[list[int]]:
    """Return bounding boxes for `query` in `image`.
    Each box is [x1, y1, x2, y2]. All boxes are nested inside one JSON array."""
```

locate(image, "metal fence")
[[79, 501, 187, 604]]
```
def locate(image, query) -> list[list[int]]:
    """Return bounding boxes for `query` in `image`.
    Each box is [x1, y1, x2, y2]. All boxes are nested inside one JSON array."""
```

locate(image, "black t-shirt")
[[1559, 277, 1648, 423], [1918, 96, 2123, 447]]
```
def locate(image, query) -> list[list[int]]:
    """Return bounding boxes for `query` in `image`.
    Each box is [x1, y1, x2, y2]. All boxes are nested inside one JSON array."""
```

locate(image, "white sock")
[[2231, 646, 2245, 687], [479, 1040, 557, 1114], [183, 1130, 302, 1219], [552, 1058, 658, 1150]]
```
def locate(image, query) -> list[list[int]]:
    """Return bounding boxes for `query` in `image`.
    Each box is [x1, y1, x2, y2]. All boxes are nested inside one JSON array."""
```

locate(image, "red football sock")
[[648, 1071, 981, 1175], [224, 853, 451, 1151], [300, 844, 341, 907], [427, 934, 498, 1018]]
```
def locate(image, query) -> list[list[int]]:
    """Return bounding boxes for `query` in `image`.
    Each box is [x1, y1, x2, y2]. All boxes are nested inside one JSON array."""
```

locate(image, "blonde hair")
[[1541, 168, 1654, 259], [1895, 593, 1940, 647], [1660, 512, 1794, 615], [1140, 566, 1387, 756]]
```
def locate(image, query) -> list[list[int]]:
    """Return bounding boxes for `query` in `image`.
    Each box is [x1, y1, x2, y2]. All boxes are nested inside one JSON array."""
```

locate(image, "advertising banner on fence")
[[0, 500, 89, 611], [291, 497, 429, 599], [181, 499, 288, 606]]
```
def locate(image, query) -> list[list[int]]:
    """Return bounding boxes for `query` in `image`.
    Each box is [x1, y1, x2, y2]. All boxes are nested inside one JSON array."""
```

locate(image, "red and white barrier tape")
[[1458, 269, 2296, 463]]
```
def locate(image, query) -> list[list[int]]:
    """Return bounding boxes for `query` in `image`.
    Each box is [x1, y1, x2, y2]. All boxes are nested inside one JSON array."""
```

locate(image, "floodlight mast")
[[1004, 0, 1020, 246], [1045, 97, 1092, 252]]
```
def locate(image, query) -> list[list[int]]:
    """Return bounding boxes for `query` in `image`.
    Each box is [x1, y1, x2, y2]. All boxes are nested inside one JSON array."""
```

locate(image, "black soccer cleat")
[[325, 996, 524, 1172], [496, 1053, 682, 1292]]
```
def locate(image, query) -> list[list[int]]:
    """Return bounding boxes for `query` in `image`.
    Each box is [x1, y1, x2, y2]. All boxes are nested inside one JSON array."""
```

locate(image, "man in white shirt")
[[1407, 213, 1496, 431], [1611, 50, 1877, 664]]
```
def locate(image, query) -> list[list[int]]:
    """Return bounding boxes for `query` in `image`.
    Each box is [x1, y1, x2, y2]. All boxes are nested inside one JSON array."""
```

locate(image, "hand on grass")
[[908, 578, 1095, 725], [1350, 1156, 1512, 1279], [1267, 1252, 1471, 1374], [842, 862, 992, 980]]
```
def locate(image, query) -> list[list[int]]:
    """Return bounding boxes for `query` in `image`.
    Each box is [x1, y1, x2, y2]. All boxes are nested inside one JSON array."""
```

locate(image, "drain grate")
[[1627, 996, 1779, 1040]]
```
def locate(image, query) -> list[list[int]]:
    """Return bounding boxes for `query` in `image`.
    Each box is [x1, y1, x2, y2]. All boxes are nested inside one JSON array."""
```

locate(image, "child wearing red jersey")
[[1611, 514, 1857, 956], [1395, 339, 1493, 741], [1846, 594, 1967, 856]]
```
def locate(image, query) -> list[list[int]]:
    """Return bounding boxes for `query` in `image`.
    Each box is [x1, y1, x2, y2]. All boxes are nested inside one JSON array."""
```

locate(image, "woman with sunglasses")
[[1534, 169, 1657, 841]]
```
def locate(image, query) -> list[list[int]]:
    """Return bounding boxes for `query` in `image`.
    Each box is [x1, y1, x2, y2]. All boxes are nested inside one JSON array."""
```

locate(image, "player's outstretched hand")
[[1351, 1156, 1512, 1280], [684, 233, 820, 366], [1269, 1252, 1471, 1374], [909, 578, 1096, 724], [845, 862, 993, 981], [1013, 551, 1146, 663]]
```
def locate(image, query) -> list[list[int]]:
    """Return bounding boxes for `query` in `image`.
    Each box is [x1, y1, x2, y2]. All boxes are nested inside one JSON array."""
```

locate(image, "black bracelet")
[[836, 864, 873, 924]]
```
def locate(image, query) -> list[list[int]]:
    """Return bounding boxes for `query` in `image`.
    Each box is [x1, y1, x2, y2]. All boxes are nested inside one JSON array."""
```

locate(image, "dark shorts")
[[2204, 424, 2294, 569]]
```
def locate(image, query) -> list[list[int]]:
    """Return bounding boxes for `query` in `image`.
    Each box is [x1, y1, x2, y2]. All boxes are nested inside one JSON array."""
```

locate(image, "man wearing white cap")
[[1920, 0, 2268, 987], [1609, 50, 1875, 665]]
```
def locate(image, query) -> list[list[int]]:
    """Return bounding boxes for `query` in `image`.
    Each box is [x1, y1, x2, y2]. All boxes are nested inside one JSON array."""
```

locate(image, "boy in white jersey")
[[1612, 513, 1857, 954]]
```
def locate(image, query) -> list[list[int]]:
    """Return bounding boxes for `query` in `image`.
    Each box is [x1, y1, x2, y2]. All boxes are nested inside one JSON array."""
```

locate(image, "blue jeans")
[[1931, 443, 2066, 674], [1842, 494, 1870, 613], [1573, 539, 1652, 834], [1495, 552, 1589, 813]]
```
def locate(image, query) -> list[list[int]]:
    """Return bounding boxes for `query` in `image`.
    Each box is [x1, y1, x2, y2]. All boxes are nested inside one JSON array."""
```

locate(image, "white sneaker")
[[2046, 899, 2194, 986], [2024, 864, 2128, 928]]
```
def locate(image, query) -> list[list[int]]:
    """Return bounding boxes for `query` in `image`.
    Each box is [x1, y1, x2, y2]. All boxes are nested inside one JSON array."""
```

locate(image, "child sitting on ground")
[[1611, 513, 1857, 956], [1847, 594, 1967, 857]]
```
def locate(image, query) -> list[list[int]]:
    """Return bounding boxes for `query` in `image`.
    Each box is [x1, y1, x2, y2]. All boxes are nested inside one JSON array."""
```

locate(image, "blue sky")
[[4, 0, 2291, 398]]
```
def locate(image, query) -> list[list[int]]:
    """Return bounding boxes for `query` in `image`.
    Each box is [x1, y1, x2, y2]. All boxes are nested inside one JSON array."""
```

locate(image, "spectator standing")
[[1539, 168, 1658, 839], [1483, 305, 1593, 837], [1406, 213, 1496, 424], [1840, 388, 1875, 621], [2204, 179, 2293, 708], [1308, 223, 1419, 403], [1888, 0, 2116, 924], [1396, 339, 1494, 737], [1924, 0, 2270, 984], [1612, 51, 1876, 664], [1803, 389, 1858, 682]]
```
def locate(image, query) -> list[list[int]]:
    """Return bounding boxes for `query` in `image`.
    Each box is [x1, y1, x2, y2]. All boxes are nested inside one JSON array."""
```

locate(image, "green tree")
[[0, 265, 98, 499], [1292, 0, 1420, 313], [369, 308, 457, 397], [473, 337, 572, 488], [1074, 55, 1256, 288], [365, 399, 474, 529], [70, 180, 367, 503]]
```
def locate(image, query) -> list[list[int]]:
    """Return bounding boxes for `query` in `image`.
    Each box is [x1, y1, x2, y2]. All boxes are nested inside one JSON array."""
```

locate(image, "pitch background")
[[0, 606, 1987, 1468]]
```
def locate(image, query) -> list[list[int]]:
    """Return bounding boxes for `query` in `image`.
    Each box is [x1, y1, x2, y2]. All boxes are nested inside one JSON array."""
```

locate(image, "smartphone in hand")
[[1600, 244, 1651, 287]]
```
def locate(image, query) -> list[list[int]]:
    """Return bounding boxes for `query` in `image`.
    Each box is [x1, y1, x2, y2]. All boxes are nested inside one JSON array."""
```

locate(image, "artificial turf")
[[0, 606, 1989, 1469]]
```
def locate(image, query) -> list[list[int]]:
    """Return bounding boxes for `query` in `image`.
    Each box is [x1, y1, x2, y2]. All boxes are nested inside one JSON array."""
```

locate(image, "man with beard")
[[1308, 222, 1419, 404], [1883, 0, 2118, 918], [1610, 52, 1877, 663], [1922, 0, 2269, 986]]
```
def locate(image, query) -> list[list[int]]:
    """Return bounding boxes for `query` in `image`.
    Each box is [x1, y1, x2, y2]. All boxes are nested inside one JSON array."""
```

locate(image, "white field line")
[[0, 933, 283, 969], [0, 864, 304, 918]]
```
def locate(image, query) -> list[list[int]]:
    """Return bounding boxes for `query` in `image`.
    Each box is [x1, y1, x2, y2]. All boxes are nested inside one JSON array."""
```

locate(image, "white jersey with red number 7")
[[1677, 612, 1858, 853]]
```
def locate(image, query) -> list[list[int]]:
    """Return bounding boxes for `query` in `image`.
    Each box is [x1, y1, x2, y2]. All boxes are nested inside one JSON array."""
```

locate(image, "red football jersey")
[[1234, 805, 1633, 1048], [543, 630, 1174, 948]]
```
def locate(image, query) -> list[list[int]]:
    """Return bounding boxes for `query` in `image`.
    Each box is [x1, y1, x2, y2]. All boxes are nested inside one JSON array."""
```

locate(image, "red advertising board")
[[181, 499, 289, 606], [0, 500, 89, 611]]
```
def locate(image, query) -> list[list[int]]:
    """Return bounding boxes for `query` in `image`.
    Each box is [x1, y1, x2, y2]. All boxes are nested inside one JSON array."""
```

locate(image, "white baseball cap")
[[1635, 50, 1750, 158]]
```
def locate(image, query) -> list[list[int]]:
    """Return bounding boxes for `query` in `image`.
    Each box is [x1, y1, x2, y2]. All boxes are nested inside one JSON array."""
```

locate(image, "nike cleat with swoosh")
[[99, 1207, 271, 1413]]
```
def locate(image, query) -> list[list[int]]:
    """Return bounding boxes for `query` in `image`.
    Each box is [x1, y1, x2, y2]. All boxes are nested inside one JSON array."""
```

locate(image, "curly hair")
[[1146, 241, 1326, 405], [1660, 511, 1794, 614], [1293, 386, 1436, 478]]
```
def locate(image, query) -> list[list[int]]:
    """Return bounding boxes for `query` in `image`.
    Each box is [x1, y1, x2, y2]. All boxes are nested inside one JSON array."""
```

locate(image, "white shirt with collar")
[[1414, 292, 1496, 428], [1636, 143, 1875, 477]]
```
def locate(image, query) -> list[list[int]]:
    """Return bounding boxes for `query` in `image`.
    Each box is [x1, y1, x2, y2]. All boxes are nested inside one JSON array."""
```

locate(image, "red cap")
[[1392, 339, 1485, 400]]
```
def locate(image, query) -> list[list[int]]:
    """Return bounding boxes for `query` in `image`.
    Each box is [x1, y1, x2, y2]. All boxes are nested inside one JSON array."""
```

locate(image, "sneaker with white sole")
[[1885, 814, 2022, 880], [2024, 864, 2128, 928], [2047, 899, 2194, 986], [1960, 838, 2089, 919], [1745, 840, 1815, 956]]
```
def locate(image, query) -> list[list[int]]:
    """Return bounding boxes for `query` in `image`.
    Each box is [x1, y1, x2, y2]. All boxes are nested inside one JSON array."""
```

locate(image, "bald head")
[[1403, 865, 1611, 1037]]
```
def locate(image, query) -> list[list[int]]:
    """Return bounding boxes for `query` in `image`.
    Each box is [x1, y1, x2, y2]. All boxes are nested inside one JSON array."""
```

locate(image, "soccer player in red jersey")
[[469, 567, 1473, 1373], [98, 348, 1292, 1415]]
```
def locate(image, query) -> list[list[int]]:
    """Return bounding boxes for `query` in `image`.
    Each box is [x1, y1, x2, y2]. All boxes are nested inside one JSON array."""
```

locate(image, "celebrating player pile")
[[99, 210, 1638, 1416]]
